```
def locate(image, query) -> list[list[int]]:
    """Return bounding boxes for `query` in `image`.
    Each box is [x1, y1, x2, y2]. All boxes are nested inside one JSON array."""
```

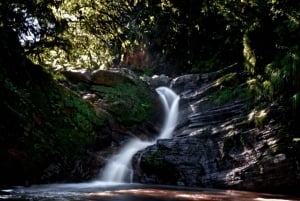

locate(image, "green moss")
[[91, 81, 153, 128], [208, 85, 253, 106], [0, 57, 103, 181], [205, 72, 254, 106], [214, 73, 237, 87], [18, 83, 102, 163]]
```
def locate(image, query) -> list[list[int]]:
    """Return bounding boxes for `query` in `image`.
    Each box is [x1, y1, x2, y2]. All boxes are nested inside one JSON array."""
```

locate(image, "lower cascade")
[[98, 86, 180, 183]]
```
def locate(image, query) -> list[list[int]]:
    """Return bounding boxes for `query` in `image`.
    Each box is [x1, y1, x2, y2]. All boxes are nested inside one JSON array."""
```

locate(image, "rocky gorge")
[[134, 73, 299, 194], [62, 66, 300, 195]]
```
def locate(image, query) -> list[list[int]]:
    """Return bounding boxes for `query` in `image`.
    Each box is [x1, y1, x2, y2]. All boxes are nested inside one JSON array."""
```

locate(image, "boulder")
[[91, 68, 137, 86], [62, 68, 139, 87], [62, 68, 91, 83], [170, 74, 202, 92], [149, 74, 172, 87], [133, 107, 298, 192]]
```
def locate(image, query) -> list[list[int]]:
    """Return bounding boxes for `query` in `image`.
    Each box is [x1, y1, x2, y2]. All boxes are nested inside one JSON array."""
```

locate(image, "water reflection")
[[89, 187, 300, 201], [1, 182, 300, 201]]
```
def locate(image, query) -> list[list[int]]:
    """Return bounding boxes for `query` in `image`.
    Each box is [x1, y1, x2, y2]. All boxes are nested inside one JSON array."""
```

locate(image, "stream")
[[1, 87, 300, 201], [1, 182, 300, 201], [99, 86, 180, 183]]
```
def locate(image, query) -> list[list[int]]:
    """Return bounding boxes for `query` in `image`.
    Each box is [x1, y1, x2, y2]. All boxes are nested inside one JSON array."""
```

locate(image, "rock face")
[[91, 68, 138, 86], [58, 67, 159, 182], [62, 68, 91, 83], [62, 67, 138, 86], [132, 71, 300, 194]]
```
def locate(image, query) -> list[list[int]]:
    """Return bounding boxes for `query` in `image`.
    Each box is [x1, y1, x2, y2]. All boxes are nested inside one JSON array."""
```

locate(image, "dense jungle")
[[0, 0, 300, 197]]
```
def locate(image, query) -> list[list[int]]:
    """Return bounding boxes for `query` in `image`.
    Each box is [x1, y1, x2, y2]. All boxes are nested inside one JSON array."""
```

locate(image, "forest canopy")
[[1, 0, 300, 105]]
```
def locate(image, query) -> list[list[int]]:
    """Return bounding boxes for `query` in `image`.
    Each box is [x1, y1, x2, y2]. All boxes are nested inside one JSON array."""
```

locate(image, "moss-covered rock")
[[0, 32, 106, 185], [90, 82, 154, 127]]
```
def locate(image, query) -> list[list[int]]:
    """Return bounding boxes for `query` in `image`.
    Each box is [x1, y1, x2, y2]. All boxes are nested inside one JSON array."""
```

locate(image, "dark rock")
[[132, 71, 300, 194], [149, 74, 172, 88]]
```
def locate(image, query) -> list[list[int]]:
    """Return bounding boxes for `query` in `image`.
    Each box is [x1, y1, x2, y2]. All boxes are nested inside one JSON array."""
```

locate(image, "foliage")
[[0, 0, 68, 54], [1, 0, 300, 184], [208, 85, 253, 107], [26, 0, 133, 70], [2, 0, 299, 78], [2, 73, 100, 165], [91, 81, 153, 128], [8, 0, 244, 73], [3, 0, 299, 84], [208, 73, 254, 106], [248, 109, 268, 128], [0, 29, 103, 184]]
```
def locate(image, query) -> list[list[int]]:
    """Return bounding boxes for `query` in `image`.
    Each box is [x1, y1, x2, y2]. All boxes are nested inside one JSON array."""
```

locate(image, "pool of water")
[[1, 182, 299, 201]]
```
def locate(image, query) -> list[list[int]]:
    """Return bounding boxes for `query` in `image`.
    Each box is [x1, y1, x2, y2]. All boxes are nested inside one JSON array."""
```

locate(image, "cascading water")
[[155, 87, 180, 140], [99, 86, 180, 183]]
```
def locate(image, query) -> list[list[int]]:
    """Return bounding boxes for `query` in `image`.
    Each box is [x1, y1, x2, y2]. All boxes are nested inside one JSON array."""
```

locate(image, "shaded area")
[[0, 27, 105, 186]]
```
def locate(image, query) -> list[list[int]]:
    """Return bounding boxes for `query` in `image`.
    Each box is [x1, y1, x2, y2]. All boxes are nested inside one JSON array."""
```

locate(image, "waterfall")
[[155, 87, 180, 139], [98, 86, 180, 183]]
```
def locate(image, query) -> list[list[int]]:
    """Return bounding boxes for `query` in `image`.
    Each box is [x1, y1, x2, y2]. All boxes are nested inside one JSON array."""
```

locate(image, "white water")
[[99, 86, 180, 183]]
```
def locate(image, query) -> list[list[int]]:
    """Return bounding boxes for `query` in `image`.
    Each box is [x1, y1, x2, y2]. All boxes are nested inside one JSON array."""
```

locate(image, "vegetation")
[[0, 27, 102, 184], [7, 0, 297, 111], [91, 82, 153, 127], [2, 0, 299, 101], [0, 0, 299, 186]]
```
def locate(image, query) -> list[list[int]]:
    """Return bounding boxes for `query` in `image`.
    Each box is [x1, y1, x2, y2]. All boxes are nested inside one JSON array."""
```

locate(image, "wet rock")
[[150, 74, 172, 87], [132, 71, 300, 194]]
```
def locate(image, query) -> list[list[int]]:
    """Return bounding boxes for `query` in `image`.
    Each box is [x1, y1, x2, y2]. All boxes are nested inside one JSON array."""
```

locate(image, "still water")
[[1, 182, 300, 201]]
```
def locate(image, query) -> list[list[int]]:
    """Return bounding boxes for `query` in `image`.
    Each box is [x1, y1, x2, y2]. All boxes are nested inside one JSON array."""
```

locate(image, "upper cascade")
[[155, 86, 180, 139]]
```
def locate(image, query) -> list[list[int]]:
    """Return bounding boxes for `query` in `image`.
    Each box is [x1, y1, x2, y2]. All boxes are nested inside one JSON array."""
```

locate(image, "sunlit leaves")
[[160, 0, 172, 10], [2, 0, 66, 50], [34, 0, 134, 69], [243, 33, 256, 74], [6, 0, 300, 98]]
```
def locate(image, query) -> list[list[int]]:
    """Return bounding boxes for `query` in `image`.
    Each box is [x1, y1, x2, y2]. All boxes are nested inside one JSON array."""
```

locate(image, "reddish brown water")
[[1, 182, 299, 201]]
